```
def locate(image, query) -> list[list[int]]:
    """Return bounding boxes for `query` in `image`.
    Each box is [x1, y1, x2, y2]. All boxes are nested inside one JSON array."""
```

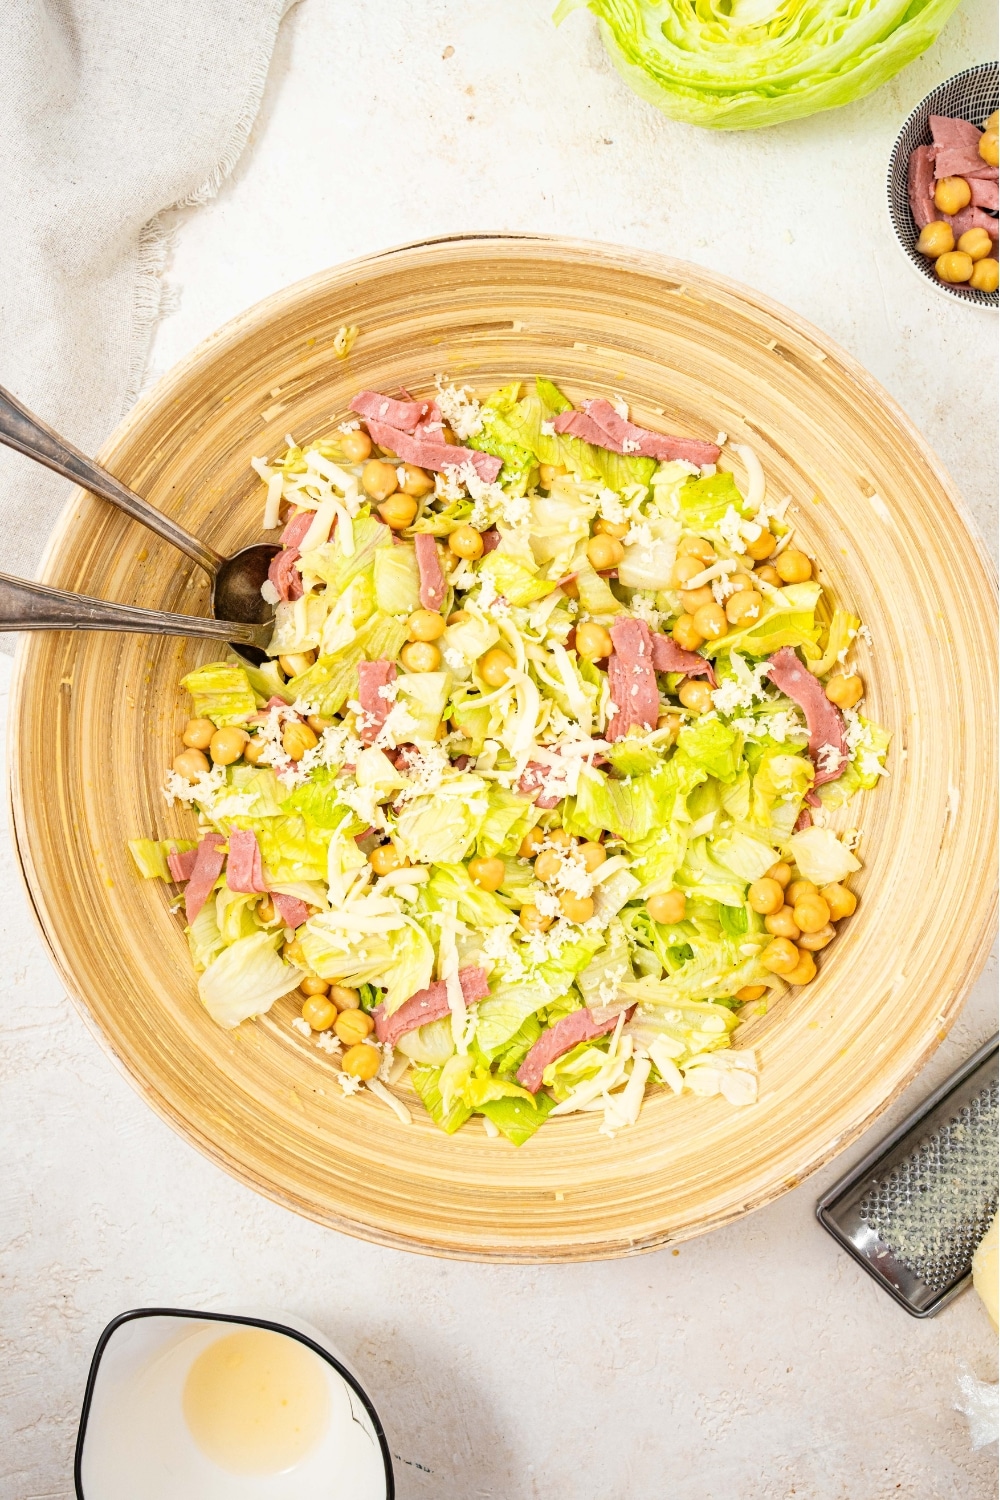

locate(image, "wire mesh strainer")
[[817, 1036, 999, 1317]]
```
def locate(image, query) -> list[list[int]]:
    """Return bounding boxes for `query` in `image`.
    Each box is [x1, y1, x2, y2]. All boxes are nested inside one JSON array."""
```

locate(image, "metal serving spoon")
[[0, 385, 279, 646]]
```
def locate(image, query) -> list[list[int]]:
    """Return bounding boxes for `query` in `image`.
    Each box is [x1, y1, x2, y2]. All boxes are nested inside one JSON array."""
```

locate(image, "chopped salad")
[[130, 376, 889, 1145]]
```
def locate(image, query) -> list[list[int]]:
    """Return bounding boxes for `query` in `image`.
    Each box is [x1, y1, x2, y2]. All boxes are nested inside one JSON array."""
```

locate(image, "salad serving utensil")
[[0, 384, 278, 643]]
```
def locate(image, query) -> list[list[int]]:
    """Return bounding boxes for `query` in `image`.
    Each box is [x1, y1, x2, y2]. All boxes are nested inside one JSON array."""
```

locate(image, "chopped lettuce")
[[478, 1091, 557, 1145], [197, 931, 302, 1028], [180, 663, 257, 726]]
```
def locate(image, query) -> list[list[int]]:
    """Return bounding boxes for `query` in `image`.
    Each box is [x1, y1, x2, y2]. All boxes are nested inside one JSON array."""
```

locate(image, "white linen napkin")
[[0, 0, 292, 648]]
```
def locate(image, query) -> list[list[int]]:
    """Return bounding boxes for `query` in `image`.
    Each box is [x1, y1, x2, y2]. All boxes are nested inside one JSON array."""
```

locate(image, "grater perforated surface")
[[857, 1080, 999, 1292], [817, 1037, 999, 1316]]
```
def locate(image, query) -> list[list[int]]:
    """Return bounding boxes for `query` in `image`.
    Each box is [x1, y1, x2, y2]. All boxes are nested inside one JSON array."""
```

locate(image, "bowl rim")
[[9, 234, 998, 1261], [74, 1306, 395, 1498], [885, 60, 999, 310]]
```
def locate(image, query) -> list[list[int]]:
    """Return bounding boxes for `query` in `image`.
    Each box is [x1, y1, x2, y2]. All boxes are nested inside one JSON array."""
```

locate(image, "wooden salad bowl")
[[9, 236, 996, 1260]]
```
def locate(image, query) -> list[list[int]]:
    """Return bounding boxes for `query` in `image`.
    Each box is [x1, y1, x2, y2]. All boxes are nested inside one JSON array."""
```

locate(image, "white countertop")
[[2, 2, 997, 1495]]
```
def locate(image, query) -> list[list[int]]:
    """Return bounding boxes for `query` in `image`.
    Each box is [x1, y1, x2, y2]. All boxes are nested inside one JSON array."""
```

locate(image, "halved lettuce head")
[[555, 0, 964, 132]]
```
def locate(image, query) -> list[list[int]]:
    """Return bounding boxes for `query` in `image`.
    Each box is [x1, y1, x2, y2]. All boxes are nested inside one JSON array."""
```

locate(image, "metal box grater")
[[816, 1035, 999, 1317]]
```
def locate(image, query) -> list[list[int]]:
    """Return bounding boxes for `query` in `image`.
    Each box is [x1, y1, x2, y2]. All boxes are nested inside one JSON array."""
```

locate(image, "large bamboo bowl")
[[9, 237, 996, 1261]]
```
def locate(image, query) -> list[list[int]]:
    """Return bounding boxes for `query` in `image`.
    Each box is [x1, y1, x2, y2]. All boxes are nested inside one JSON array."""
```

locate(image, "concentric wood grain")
[[8, 237, 997, 1260]]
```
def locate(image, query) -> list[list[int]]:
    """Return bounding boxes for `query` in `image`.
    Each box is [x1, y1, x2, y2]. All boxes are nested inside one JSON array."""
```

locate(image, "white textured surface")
[[3, 2, 998, 1495]]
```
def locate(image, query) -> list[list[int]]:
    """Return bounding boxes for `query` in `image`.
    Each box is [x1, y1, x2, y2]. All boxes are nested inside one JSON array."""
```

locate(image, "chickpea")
[[468, 855, 505, 891], [538, 463, 567, 487], [748, 877, 785, 915], [575, 621, 614, 660], [765, 862, 792, 888], [300, 974, 330, 996], [278, 652, 316, 679], [399, 464, 434, 497], [283, 938, 307, 967], [797, 922, 836, 952], [792, 893, 831, 933], [935, 251, 974, 285], [744, 528, 777, 561], [560, 576, 579, 600], [440, 427, 460, 446], [761, 937, 800, 974], [243, 734, 267, 765], [656, 711, 682, 743], [329, 985, 361, 1011], [934, 176, 972, 215], [519, 904, 553, 934], [785, 948, 817, 986], [678, 679, 714, 714], [672, 554, 706, 589], [775, 548, 812, 583], [340, 428, 373, 463], [334, 1008, 375, 1046], [578, 841, 607, 872], [370, 842, 407, 876], [479, 647, 516, 687], [182, 717, 215, 749], [587, 534, 625, 571], [825, 673, 864, 709], [257, 895, 276, 923], [306, 714, 332, 733], [979, 130, 1000, 168], [916, 221, 955, 258], [341, 1042, 380, 1080], [407, 609, 446, 642], [725, 590, 762, 627], [786, 879, 817, 905], [986, 111, 999, 132], [282, 721, 319, 761], [957, 228, 993, 262], [534, 849, 563, 883], [302, 995, 339, 1031], [755, 564, 782, 587], [449, 524, 485, 560], [765, 906, 801, 941], [692, 603, 727, 640], [560, 892, 595, 923], [736, 984, 767, 1002], [548, 829, 575, 848], [208, 726, 248, 766], [647, 889, 686, 925], [377, 494, 418, 530], [447, 609, 471, 626], [172, 747, 210, 780], [821, 882, 857, 921], [677, 535, 716, 562], [672, 615, 704, 651], [680, 585, 716, 614], [594, 518, 630, 539], [970, 258, 1000, 293], [361, 459, 398, 501], [519, 825, 546, 858], [400, 640, 442, 673]]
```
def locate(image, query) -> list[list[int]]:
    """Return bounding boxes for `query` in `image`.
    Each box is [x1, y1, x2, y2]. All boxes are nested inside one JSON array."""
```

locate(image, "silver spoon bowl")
[[0, 385, 280, 652]]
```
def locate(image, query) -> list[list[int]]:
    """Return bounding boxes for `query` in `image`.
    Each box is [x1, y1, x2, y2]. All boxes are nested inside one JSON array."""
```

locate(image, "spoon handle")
[[0, 384, 222, 577], [0, 572, 271, 646]]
